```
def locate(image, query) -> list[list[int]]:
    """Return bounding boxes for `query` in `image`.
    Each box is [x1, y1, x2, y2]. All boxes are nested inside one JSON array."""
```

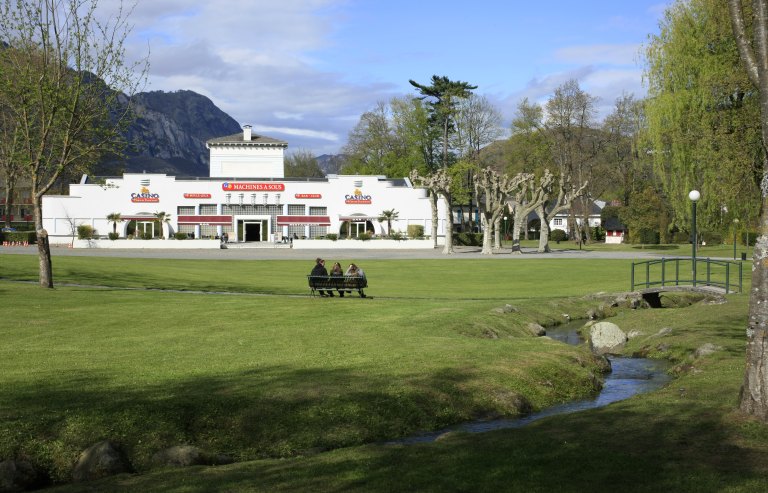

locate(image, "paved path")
[[0, 244, 672, 260]]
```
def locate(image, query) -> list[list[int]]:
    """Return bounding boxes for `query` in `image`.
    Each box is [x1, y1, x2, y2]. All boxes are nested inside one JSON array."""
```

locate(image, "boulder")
[[527, 323, 546, 337], [694, 343, 723, 359], [0, 460, 42, 492], [627, 330, 645, 340], [151, 445, 233, 468], [72, 441, 132, 482], [588, 321, 627, 354]]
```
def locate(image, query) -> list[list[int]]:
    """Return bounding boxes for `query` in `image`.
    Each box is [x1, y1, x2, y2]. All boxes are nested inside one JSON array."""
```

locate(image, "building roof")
[[604, 217, 627, 231], [206, 133, 288, 147]]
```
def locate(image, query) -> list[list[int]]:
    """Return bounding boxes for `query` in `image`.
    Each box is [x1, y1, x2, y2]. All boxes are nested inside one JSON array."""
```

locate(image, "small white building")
[[42, 126, 447, 245], [548, 200, 604, 236]]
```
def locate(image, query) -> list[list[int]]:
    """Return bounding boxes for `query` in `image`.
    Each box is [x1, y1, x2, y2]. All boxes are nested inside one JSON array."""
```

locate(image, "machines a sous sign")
[[345, 188, 372, 204], [131, 186, 160, 203], [222, 182, 285, 191]]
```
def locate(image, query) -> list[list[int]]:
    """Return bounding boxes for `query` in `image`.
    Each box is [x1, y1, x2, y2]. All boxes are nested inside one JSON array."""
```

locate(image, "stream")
[[394, 321, 672, 444]]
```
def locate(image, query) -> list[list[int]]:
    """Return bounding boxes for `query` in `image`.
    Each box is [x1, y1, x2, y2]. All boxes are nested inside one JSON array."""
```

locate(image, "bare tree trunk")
[[2, 180, 14, 228], [430, 192, 438, 249], [33, 199, 52, 288], [511, 208, 524, 254], [480, 213, 493, 254], [730, 0, 768, 419], [493, 216, 502, 250], [537, 204, 551, 253], [441, 194, 454, 254], [742, 200, 768, 419]]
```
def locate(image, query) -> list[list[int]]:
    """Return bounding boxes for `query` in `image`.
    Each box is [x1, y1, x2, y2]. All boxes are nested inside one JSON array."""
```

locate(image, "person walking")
[[310, 258, 333, 297]]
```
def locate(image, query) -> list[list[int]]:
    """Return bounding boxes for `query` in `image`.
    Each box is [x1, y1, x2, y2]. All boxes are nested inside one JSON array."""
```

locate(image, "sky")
[[110, 0, 671, 156]]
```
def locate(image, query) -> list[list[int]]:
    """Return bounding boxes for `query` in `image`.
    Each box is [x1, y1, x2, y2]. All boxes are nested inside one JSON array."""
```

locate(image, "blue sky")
[[115, 0, 671, 156]]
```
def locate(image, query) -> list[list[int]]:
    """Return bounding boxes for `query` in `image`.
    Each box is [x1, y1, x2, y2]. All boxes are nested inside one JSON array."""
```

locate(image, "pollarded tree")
[[410, 167, 455, 253], [0, 0, 147, 288], [729, 0, 768, 421], [473, 169, 531, 254]]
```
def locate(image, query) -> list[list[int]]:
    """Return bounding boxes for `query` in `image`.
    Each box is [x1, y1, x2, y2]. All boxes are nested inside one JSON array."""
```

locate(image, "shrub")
[[141, 231, 154, 240], [2, 231, 35, 243], [701, 232, 722, 245], [357, 232, 372, 241], [453, 232, 483, 246], [108, 232, 120, 241], [390, 231, 406, 241], [325, 233, 338, 241], [173, 232, 187, 240], [77, 225, 96, 239], [550, 229, 567, 243], [407, 224, 424, 239]]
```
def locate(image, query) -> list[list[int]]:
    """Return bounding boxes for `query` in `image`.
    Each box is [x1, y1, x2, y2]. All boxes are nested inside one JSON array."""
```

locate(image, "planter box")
[[292, 239, 438, 249], [72, 239, 221, 249]]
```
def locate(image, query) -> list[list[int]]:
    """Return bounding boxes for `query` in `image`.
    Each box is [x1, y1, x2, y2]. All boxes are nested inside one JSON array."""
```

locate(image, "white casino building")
[[42, 125, 447, 246]]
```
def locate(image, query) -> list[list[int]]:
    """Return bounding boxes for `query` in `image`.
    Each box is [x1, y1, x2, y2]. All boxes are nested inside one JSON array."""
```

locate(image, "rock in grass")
[[151, 445, 233, 468], [588, 321, 627, 355], [694, 343, 723, 359], [0, 459, 43, 492], [72, 441, 132, 482]]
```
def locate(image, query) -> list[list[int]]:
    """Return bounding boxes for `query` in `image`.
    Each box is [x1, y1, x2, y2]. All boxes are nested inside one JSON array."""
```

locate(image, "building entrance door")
[[244, 221, 262, 242]]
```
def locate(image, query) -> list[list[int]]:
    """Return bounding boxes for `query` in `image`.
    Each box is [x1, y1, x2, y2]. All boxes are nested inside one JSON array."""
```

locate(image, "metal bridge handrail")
[[630, 257, 742, 294]]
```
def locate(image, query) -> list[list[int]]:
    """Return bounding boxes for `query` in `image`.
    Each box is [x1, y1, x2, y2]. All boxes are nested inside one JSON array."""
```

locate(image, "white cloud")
[[554, 44, 641, 66]]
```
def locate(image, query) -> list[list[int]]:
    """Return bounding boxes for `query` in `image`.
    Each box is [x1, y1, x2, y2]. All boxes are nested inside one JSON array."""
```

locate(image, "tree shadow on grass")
[[0, 364, 490, 485], [54, 401, 768, 493]]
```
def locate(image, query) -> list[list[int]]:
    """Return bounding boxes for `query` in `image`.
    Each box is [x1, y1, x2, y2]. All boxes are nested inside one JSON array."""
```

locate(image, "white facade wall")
[[209, 145, 285, 178], [42, 173, 446, 245]]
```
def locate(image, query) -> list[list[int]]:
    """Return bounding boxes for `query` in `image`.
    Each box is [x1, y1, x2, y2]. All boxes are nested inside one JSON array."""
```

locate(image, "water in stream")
[[394, 322, 671, 444]]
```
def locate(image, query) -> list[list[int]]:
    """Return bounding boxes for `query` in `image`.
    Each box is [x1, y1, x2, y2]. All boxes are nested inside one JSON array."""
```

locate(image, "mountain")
[[315, 154, 347, 176], [95, 90, 241, 177]]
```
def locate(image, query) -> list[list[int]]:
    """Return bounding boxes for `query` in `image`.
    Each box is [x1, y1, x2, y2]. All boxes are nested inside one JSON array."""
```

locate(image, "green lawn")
[[1, 254, 766, 492]]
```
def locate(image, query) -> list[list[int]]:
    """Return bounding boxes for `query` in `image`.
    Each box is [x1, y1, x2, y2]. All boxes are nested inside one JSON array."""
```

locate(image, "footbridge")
[[631, 257, 743, 307]]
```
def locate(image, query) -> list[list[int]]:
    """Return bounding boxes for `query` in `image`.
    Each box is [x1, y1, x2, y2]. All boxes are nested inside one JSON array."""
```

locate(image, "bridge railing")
[[631, 257, 743, 294]]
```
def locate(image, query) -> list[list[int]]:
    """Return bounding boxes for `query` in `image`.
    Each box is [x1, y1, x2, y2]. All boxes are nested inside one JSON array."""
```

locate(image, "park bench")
[[307, 275, 368, 298]]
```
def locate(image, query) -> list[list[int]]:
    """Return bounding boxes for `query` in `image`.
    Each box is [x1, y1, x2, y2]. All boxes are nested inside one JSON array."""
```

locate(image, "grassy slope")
[[1, 254, 766, 492]]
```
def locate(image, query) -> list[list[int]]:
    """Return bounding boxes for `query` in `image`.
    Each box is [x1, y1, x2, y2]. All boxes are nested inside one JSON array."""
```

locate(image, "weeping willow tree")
[[643, 0, 763, 235]]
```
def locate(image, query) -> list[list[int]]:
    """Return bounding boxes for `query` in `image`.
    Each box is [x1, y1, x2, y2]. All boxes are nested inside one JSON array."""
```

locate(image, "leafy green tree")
[[619, 187, 672, 244], [0, 0, 147, 288], [284, 149, 324, 178], [409, 75, 477, 169], [644, 0, 761, 237]]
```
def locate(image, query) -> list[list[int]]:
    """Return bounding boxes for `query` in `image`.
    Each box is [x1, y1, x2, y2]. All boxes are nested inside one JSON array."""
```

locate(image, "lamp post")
[[503, 216, 508, 247], [733, 218, 740, 260], [689, 190, 700, 286]]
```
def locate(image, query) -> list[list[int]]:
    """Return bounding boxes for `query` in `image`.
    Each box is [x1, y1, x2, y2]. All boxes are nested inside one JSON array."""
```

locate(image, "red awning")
[[177, 215, 232, 225], [276, 215, 331, 226]]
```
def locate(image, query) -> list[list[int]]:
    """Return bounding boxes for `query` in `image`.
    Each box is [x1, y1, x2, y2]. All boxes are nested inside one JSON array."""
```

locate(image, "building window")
[[287, 204, 305, 215], [309, 206, 327, 216], [177, 206, 195, 215], [200, 224, 217, 238], [200, 204, 217, 215], [178, 224, 195, 237], [554, 218, 563, 226]]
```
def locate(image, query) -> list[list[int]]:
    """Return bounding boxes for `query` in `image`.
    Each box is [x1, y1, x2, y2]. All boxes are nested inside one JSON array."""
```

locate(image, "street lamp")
[[689, 190, 700, 286], [503, 216, 508, 247], [733, 218, 740, 260]]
